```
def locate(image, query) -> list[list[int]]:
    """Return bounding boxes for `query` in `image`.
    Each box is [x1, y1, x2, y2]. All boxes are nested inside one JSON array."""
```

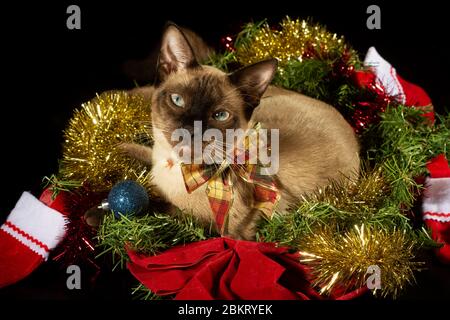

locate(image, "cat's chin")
[[171, 145, 194, 164]]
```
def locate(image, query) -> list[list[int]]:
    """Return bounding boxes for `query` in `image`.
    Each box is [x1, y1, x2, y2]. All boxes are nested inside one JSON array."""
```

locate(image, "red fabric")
[[127, 238, 367, 300], [423, 154, 450, 264], [426, 220, 450, 264], [420, 111, 436, 124], [353, 70, 376, 88], [397, 75, 435, 123], [39, 188, 71, 215], [0, 230, 44, 288], [353, 69, 435, 123], [0, 190, 68, 288], [426, 154, 450, 178], [3, 221, 49, 252], [397, 75, 432, 108]]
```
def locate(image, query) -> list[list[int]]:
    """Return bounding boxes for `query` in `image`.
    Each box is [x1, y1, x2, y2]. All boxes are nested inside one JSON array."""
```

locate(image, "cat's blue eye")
[[170, 93, 185, 108], [212, 111, 230, 121]]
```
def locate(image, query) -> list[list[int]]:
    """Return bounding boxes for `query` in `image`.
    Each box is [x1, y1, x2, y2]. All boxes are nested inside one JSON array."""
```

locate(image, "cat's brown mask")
[[151, 23, 277, 160]]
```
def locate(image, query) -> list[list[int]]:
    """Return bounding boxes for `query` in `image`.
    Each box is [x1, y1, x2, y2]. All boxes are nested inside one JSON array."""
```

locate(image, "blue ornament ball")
[[107, 180, 149, 218]]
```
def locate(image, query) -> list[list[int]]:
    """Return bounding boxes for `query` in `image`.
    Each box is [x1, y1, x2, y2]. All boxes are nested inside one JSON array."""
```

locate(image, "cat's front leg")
[[118, 142, 153, 166], [226, 208, 263, 241]]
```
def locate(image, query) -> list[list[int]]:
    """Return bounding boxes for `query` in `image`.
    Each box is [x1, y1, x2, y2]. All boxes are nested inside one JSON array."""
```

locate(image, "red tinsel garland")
[[40, 187, 106, 279]]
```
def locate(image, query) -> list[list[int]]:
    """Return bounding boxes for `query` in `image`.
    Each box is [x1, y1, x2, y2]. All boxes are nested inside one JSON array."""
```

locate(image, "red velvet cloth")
[[127, 238, 367, 300]]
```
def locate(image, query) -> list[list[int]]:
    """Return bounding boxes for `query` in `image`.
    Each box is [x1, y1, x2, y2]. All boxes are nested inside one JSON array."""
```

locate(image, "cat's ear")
[[157, 23, 199, 81], [229, 58, 278, 107]]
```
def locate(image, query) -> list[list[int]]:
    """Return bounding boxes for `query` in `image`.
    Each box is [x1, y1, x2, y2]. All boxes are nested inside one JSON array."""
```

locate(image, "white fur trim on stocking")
[[364, 47, 406, 104], [423, 177, 450, 222], [1, 192, 67, 260]]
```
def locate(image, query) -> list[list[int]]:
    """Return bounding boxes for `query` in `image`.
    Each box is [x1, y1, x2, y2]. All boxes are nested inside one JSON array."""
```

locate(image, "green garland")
[[97, 211, 217, 270], [365, 108, 450, 207]]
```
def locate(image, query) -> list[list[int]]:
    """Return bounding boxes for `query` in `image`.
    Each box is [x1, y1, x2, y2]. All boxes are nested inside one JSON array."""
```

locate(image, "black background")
[[1, 0, 449, 300]]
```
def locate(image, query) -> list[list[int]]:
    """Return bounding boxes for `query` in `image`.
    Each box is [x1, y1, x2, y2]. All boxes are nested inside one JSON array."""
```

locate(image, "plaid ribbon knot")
[[180, 123, 280, 235]]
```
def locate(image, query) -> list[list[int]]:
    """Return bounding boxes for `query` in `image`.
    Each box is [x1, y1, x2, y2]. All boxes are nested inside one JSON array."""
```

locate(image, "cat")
[[121, 23, 360, 240]]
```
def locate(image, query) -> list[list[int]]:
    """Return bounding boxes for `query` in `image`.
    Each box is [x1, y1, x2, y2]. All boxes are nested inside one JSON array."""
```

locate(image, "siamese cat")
[[121, 23, 360, 240]]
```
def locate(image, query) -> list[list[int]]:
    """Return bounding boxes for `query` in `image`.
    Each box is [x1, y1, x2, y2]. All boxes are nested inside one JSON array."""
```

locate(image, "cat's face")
[[152, 66, 248, 150], [151, 24, 277, 162]]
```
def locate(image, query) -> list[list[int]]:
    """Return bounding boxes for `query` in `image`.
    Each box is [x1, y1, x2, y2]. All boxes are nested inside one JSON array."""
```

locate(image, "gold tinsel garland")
[[235, 17, 358, 71], [262, 166, 424, 298], [60, 91, 153, 191], [299, 224, 424, 298], [309, 166, 389, 215]]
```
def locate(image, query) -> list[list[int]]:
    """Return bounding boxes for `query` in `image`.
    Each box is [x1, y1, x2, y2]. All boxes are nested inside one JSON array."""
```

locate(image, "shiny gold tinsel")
[[299, 225, 424, 298], [236, 17, 357, 69], [61, 91, 152, 191], [309, 166, 388, 215]]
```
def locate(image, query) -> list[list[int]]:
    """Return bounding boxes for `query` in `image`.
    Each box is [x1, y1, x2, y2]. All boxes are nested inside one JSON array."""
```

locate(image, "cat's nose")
[[183, 126, 194, 137], [182, 119, 205, 139], [183, 124, 200, 139]]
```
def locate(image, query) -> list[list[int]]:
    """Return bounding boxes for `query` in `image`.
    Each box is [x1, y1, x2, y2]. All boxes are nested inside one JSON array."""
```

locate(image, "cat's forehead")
[[160, 66, 243, 110], [165, 66, 228, 93]]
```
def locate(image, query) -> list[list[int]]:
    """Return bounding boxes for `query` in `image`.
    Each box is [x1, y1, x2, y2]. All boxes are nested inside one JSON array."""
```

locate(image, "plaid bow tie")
[[180, 123, 280, 235]]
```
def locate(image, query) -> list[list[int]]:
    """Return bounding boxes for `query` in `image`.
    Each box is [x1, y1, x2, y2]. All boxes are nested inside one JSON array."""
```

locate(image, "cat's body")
[[123, 24, 360, 239]]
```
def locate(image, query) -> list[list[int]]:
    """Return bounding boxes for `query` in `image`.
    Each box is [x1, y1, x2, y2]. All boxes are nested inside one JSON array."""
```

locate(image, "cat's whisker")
[[153, 127, 176, 135], [135, 119, 152, 123]]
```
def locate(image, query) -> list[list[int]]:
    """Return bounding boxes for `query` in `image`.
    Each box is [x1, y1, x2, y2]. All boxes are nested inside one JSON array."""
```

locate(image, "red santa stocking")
[[0, 192, 67, 288], [363, 46, 435, 123], [422, 154, 450, 264]]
